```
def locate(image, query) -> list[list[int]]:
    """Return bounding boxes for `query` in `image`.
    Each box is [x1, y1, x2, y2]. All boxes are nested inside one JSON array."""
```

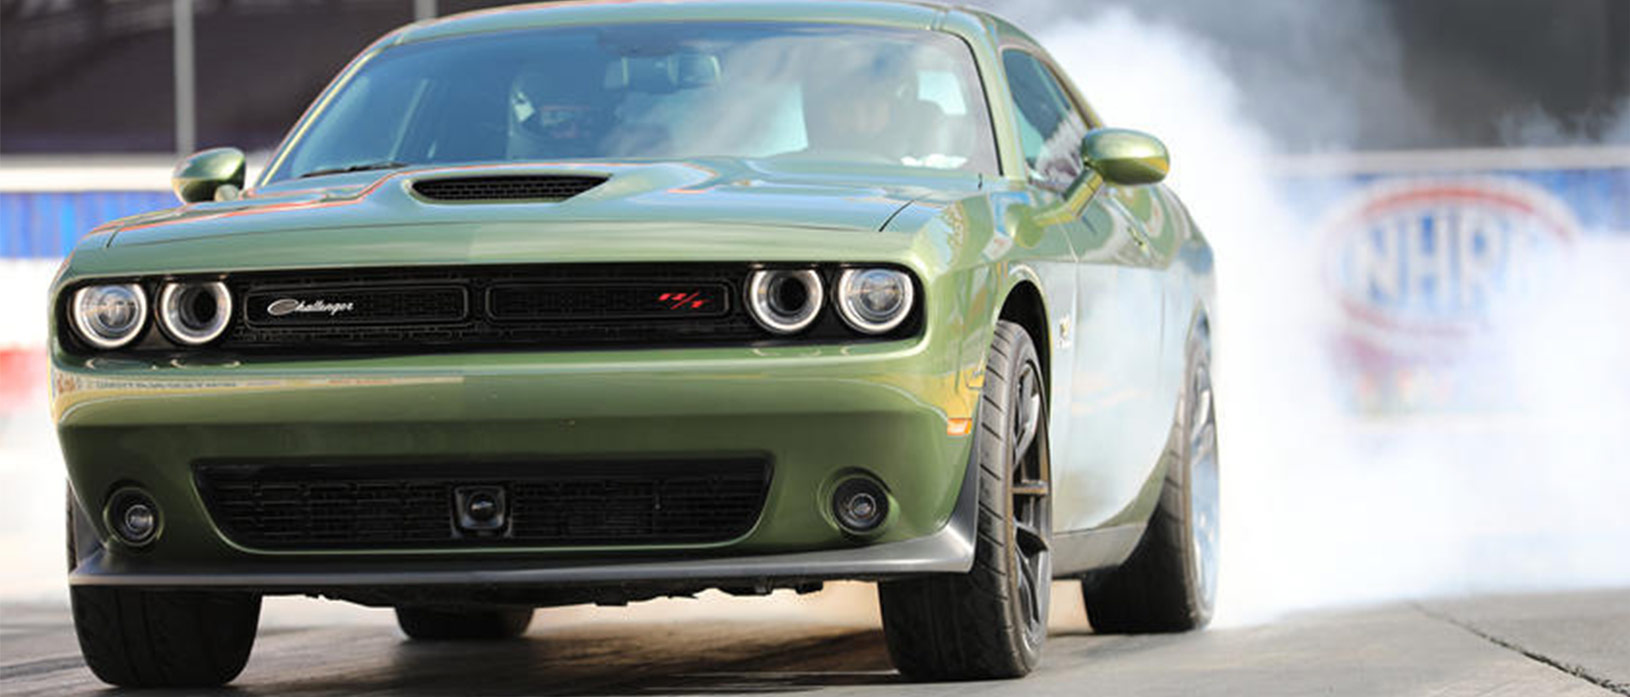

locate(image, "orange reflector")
[[946, 417, 973, 436]]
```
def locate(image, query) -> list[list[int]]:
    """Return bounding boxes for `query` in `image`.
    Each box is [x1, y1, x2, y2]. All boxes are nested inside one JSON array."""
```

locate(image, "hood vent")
[[412, 174, 607, 202]]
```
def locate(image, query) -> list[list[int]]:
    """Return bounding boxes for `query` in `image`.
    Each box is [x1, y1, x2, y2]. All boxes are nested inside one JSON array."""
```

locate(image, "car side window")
[[1002, 50, 1089, 189]]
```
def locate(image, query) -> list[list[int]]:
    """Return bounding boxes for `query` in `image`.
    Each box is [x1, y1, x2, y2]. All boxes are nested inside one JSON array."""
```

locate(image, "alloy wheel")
[[1009, 361, 1052, 647]]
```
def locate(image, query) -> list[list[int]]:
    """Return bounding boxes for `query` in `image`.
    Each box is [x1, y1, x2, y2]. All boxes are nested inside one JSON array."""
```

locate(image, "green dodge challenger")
[[51, 0, 1218, 687]]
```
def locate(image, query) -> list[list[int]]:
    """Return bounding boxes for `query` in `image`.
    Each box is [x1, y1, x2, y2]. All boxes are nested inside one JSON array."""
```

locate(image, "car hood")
[[106, 159, 982, 250]]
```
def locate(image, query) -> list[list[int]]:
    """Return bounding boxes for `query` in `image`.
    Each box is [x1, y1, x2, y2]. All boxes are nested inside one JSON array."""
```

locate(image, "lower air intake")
[[194, 458, 769, 549]]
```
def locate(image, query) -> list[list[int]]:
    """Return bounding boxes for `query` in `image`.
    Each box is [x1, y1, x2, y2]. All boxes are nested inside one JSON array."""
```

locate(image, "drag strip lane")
[[1, 589, 1626, 696]]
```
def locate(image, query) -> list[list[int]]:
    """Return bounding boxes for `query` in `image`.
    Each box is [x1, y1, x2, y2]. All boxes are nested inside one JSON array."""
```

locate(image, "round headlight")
[[836, 268, 914, 334], [158, 281, 232, 345], [747, 269, 823, 335], [71, 284, 148, 349]]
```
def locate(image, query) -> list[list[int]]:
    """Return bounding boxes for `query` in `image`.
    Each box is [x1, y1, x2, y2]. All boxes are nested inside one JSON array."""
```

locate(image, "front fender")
[[891, 193, 1070, 424]]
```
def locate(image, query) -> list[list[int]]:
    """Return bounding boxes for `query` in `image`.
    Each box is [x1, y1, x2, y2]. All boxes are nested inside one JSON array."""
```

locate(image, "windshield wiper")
[[297, 160, 408, 179]]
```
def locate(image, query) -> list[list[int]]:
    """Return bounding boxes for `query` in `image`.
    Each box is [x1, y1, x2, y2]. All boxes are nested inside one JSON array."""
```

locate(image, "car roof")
[[390, 0, 991, 47]]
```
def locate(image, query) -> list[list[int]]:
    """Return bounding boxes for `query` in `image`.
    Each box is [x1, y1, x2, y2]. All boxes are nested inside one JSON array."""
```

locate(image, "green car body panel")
[[51, 0, 1215, 594]]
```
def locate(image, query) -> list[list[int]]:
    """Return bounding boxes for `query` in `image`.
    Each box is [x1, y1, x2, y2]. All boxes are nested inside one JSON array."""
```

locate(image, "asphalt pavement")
[[1, 585, 1625, 696]]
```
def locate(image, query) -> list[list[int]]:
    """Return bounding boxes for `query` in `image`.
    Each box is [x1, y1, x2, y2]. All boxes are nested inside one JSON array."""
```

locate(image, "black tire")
[[67, 496, 262, 688], [70, 586, 261, 687], [878, 320, 1052, 680], [395, 606, 534, 640], [1083, 322, 1219, 633]]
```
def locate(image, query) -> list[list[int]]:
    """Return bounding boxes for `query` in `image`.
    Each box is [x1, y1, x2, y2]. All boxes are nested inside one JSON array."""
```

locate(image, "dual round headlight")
[[745, 267, 914, 336], [835, 268, 914, 334], [157, 281, 232, 345], [69, 281, 231, 349], [71, 284, 148, 349], [747, 269, 824, 334]]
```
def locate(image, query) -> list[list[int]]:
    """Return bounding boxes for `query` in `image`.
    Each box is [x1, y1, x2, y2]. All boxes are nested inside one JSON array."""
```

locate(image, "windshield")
[[265, 22, 998, 183]]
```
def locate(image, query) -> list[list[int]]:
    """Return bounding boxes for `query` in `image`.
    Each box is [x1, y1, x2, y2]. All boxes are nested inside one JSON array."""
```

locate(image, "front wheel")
[[67, 495, 261, 688], [71, 586, 261, 687], [877, 320, 1052, 680]]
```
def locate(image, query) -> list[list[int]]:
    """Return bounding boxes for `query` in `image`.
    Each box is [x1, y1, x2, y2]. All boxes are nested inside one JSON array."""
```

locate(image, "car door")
[[1001, 49, 1170, 533], [1112, 183, 1191, 427]]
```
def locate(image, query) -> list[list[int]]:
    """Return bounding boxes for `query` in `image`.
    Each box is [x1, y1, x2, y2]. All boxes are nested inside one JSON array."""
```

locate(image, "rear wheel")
[[1083, 323, 1218, 632], [67, 495, 262, 688], [878, 320, 1052, 680], [395, 606, 534, 640]]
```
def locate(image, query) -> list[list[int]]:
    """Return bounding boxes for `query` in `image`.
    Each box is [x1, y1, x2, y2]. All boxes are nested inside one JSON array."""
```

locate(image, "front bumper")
[[69, 455, 977, 593], [56, 338, 981, 591]]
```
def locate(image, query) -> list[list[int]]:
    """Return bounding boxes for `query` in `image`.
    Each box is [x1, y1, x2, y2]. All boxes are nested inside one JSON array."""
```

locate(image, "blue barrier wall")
[[1, 192, 174, 259]]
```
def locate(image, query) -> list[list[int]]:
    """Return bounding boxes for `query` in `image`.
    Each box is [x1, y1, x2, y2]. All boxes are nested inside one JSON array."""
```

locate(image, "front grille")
[[488, 282, 731, 321], [412, 175, 607, 202], [208, 264, 916, 354], [195, 458, 770, 549]]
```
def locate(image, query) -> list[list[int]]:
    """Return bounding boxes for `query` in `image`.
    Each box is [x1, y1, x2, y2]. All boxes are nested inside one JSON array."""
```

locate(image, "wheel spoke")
[[1014, 519, 1049, 555], [1189, 387, 1212, 441], [1015, 557, 1037, 623], [1011, 480, 1050, 498], [1190, 422, 1216, 461], [1011, 368, 1041, 464]]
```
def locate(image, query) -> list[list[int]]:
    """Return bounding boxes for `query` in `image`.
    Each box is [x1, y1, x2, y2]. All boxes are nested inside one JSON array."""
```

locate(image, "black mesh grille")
[[488, 283, 730, 321], [412, 175, 607, 202], [509, 477, 767, 542], [195, 459, 770, 549]]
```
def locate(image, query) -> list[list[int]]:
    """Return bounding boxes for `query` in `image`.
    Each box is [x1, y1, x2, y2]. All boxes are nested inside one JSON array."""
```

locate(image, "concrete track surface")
[[1, 586, 1626, 696]]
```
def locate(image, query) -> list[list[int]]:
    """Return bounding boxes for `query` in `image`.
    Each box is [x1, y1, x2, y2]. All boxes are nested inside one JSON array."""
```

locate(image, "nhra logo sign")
[[1320, 176, 1578, 348]]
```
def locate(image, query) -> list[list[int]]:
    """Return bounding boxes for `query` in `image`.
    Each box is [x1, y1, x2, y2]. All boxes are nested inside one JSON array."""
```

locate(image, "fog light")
[[123, 504, 155, 538], [106, 488, 160, 547], [832, 477, 889, 534]]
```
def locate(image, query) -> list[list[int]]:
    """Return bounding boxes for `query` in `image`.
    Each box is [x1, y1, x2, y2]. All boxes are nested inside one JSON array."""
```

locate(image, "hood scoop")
[[411, 174, 608, 202]]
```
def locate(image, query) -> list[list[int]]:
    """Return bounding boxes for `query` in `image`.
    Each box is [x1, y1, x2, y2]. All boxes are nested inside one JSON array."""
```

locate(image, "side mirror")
[[1081, 128, 1169, 186], [172, 147, 246, 203]]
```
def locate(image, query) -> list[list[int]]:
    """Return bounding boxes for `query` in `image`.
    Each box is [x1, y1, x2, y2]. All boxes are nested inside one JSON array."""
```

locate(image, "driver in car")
[[508, 66, 608, 159]]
